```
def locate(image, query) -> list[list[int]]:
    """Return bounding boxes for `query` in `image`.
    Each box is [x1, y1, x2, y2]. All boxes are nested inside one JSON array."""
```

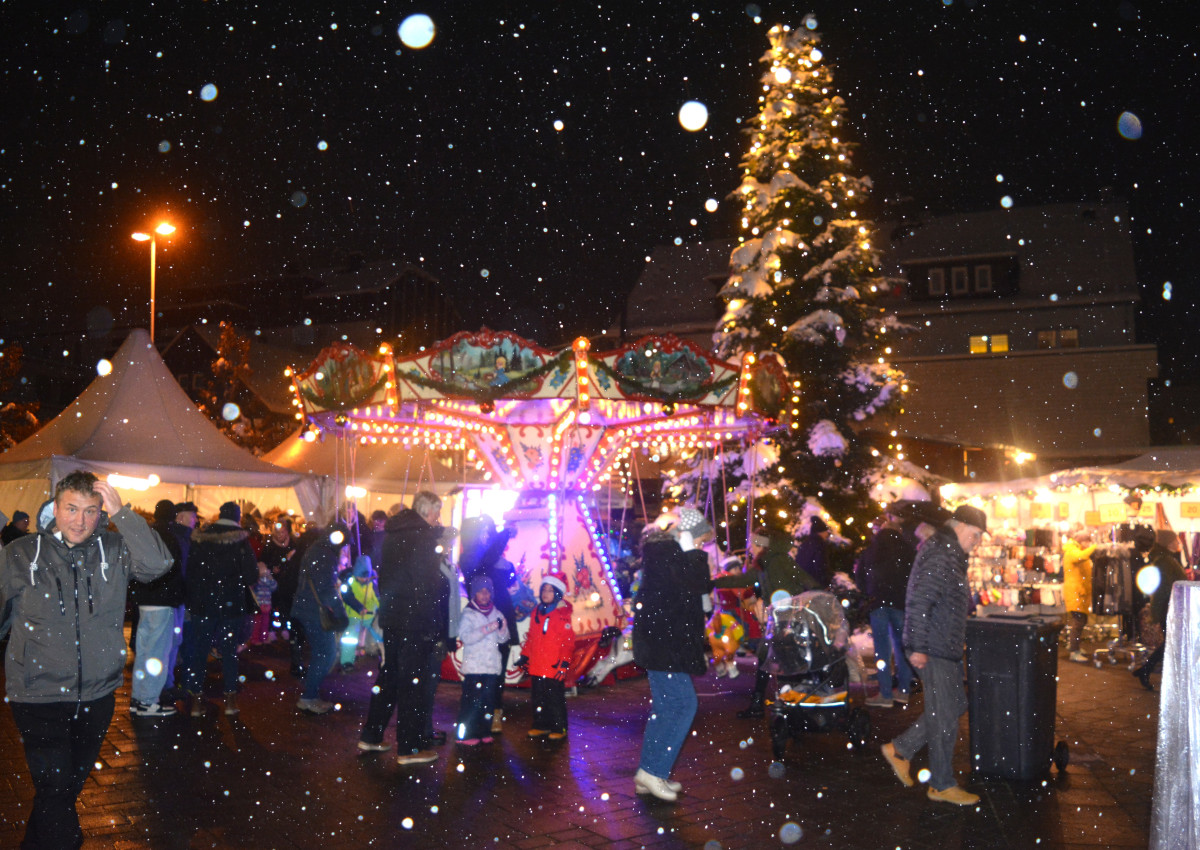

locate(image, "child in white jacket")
[[455, 574, 508, 745]]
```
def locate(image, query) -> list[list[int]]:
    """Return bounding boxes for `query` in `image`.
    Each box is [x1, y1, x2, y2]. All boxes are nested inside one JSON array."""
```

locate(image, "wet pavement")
[[0, 635, 1159, 849]]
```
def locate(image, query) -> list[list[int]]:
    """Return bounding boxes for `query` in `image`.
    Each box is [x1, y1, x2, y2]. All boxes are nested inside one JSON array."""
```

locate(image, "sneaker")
[[865, 695, 895, 708], [131, 700, 178, 717], [881, 742, 914, 788], [528, 728, 548, 738], [714, 662, 728, 678], [726, 662, 740, 679], [634, 768, 678, 802], [547, 731, 566, 740], [296, 697, 334, 715], [1069, 651, 1090, 663], [894, 692, 910, 705], [396, 750, 438, 766], [927, 785, 980, 806], [357, 740, 390, 753]]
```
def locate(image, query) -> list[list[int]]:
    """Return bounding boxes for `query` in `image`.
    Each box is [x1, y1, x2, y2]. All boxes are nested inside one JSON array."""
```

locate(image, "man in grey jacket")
[[880, 504, 986, 807], [0, 471, 173, 849]]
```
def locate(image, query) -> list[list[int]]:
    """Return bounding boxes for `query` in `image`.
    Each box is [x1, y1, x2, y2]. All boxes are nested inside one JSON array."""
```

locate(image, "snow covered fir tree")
[[710, 22, 909, 550]]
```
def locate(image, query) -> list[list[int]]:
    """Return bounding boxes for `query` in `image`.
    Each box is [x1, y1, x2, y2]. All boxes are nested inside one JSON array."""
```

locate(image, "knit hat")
[[469, 574, 494, 596], [677, 507, 712, 538], [540, 570, 568, 596], [153, 499, 176, 525], [950, 505, 988, 534], [1155, 529, 1178, 549], [218, 501, 241, 523], [11, 510, 29, 524]]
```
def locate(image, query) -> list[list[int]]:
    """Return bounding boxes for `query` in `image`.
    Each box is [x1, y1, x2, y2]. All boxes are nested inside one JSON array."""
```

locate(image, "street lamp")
[[131, 221, 176, 343]]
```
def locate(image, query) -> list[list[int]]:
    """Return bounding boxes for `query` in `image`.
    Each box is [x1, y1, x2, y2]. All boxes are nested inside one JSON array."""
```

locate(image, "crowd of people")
[[1, 474, 1187, 845]]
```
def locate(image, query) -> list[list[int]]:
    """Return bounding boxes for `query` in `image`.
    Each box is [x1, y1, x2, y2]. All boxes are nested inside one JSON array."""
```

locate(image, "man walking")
[[881, 505, 986, 807], [129, 499, 186, 716], [358, 491, 452, 765], [0, 471, 173, 848]]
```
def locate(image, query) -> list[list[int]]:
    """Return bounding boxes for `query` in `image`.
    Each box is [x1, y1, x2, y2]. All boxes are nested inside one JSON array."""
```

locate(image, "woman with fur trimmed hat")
[[631, 507, 714, 802], [517, 570, 574, 740]]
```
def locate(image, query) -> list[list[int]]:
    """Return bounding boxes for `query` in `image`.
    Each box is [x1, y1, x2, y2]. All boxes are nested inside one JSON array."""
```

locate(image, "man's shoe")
[[928, 785, 980, 806], [1132, 666, 1154, 692], [357, 740, 390, 752], [396, 750, 438, 766], [865, 695, 894, 708], [296, 697, 334, 715], [490, 709, 504, 733], [131, 700, 178, 717], [1069, 651, 1090, 663], [528, 728, 549, 737], [634, 768, 678, 802], [736, 692, 765, 719], [224, 694, 239, 716], [894, 692, 910, 705], [881, 742, 914, 787]]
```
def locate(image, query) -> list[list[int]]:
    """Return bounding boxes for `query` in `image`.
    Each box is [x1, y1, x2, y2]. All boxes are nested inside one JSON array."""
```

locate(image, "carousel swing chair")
[[764, 590, 871, 760]]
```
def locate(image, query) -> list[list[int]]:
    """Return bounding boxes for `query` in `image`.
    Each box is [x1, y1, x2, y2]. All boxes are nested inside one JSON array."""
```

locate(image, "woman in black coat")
[[631, 509, 713, 802]]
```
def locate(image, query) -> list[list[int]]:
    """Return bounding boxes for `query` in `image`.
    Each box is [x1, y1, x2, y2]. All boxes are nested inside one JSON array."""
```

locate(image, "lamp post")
[[131, 222, 176, 343]]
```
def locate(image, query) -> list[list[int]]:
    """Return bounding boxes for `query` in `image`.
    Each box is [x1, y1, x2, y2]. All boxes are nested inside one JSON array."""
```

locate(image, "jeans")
[[456, 674, 499, 740], [132, 606, 175, 704], [361, 630, 434, 754], [891, 656, 968, 791], [869, 606, 914, 700], [639, 670, 697, 780], [184, 614, 242, 695], [11, 693, 116, 850], [163, 606, 185, 690], [293, 609, 338, 700]]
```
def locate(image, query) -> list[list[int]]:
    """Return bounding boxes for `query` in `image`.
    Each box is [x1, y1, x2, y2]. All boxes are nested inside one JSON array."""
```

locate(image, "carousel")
[[287, 329, 785, 680]]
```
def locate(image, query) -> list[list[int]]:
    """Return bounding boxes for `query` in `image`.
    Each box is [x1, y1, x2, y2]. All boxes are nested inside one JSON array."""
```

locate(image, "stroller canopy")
[[765, 590, 850, 677]]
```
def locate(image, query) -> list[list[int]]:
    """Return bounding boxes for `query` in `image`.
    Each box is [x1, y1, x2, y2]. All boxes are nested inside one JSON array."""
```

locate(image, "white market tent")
[[0, 329, 320, 520], [942, 447, 1200, 533], [263, 427, 488, 520]]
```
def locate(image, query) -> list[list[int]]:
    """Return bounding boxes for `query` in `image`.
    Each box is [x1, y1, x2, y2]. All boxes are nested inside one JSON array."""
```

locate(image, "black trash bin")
[[965, 614, 1068, 780]]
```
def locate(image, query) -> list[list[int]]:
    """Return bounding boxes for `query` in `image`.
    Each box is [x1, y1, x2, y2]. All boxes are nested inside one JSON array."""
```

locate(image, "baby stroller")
[[765, 591, 871, 759]]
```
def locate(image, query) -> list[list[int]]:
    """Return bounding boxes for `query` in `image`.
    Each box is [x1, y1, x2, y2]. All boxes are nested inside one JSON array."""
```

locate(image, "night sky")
[[2, 1, 1194, 372]]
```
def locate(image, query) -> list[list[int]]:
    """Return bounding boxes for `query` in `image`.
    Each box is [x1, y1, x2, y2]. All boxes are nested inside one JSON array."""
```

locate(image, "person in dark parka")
[[631, 507, 712, 802]]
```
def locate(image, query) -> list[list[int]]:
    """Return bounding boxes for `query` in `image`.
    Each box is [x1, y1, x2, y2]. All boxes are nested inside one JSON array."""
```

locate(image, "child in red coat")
[[518, 571, 574, 740]]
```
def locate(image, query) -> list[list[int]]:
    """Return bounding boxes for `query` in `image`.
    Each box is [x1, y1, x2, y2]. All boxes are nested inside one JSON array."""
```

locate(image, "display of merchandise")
[[968, 528, 1065, 615]]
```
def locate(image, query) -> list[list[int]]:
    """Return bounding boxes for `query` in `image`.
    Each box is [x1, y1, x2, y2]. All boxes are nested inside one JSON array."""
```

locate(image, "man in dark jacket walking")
[[881, 505, 986, 807], [0, 471, 173, 849], [358, 491, 451, 765], [858, 510, 918, 708], [129, 499, 186, 716], [182, 501, 258, 717]]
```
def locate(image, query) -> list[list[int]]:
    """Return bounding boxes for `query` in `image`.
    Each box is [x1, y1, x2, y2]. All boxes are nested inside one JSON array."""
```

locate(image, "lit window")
[[1037, 330, 1056, 349], [1059, 328, 1079, 348], [991, 334, 1009, 353], [969, 335, 988, 354]]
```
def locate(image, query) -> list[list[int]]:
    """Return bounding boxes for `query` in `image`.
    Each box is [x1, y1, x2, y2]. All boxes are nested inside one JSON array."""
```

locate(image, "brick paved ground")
[[0, 635, 1159, 850]]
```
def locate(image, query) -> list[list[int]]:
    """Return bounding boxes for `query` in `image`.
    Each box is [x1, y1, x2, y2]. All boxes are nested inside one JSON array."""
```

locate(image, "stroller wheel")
[[770, 714, 790, 760], [846, 707, 871, 750]]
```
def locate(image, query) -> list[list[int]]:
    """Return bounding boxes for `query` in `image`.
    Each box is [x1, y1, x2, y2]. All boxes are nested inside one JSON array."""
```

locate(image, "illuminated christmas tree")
[[713, 22, 908, 548]]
